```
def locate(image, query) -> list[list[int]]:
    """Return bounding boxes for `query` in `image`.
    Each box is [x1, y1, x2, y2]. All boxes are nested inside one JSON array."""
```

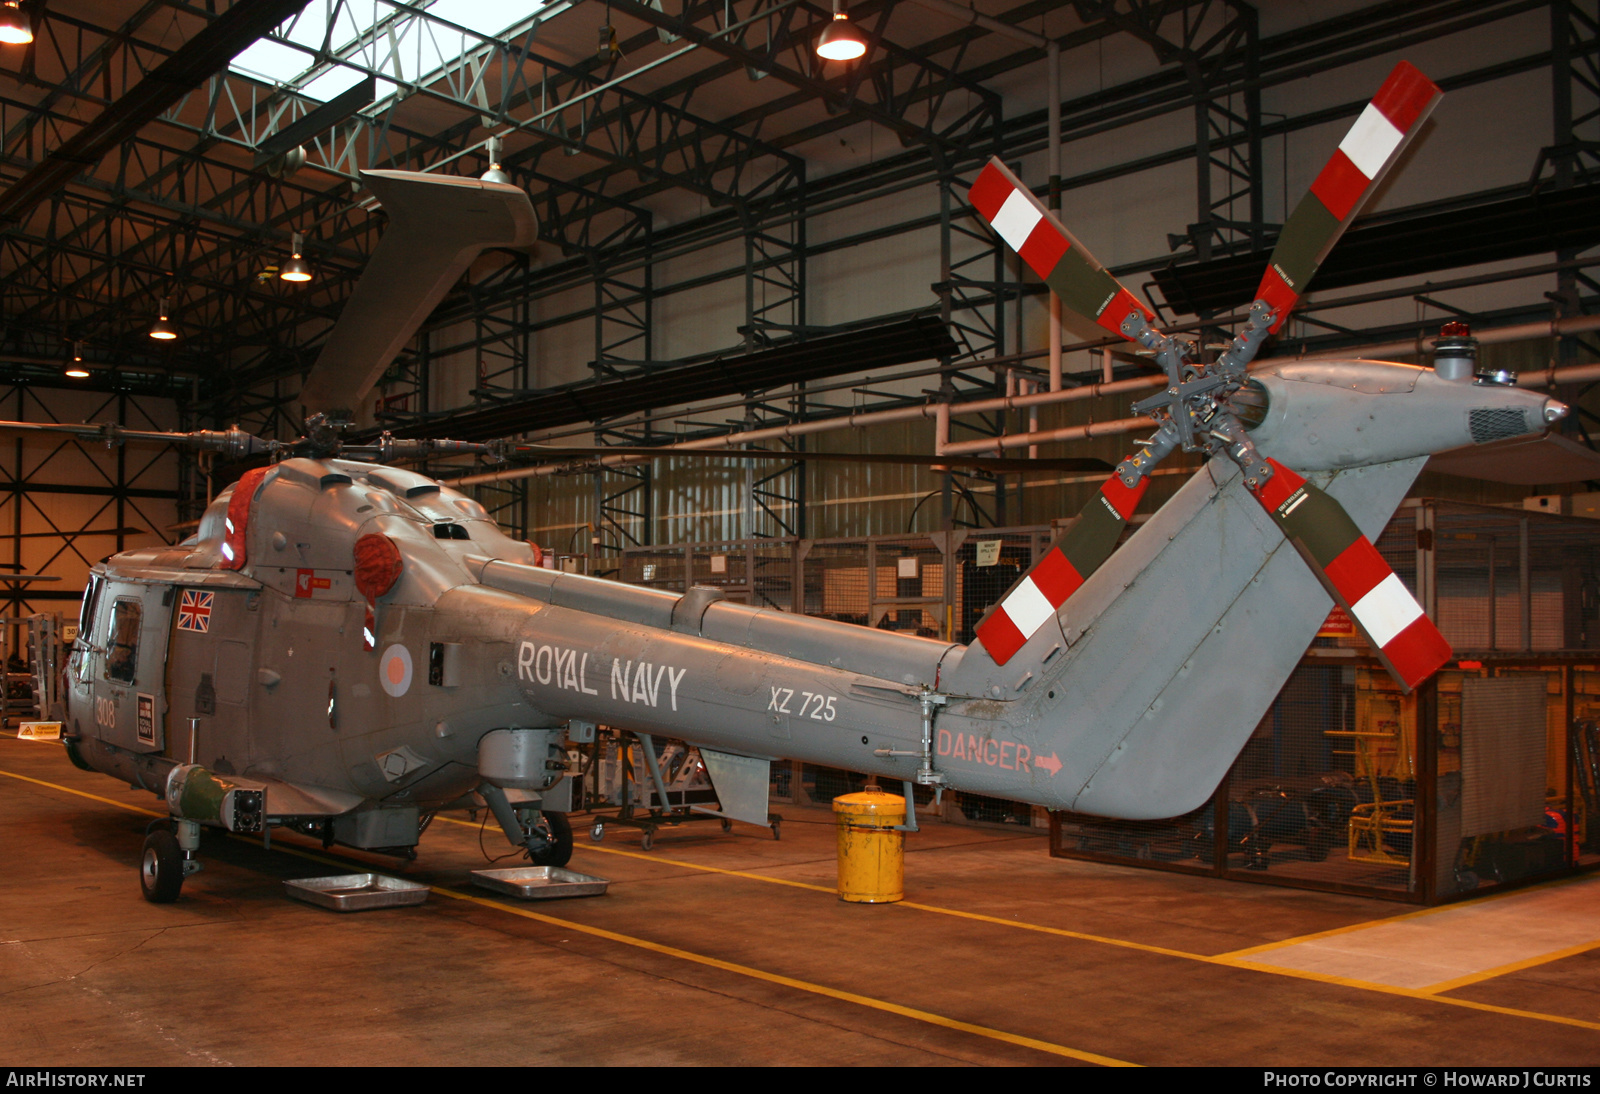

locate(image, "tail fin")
[[940, 455, 1427, 818]]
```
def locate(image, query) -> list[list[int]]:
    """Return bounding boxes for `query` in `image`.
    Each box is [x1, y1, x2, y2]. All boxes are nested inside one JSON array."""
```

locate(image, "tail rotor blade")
[[1251, 459, 1450, 690], [974, 475, 1148, 665], [1257, 61, 1442, 332], [969, 159, 1153, 341]]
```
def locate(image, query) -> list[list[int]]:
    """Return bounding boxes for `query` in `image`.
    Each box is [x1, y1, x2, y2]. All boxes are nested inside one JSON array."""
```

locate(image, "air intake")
[[1469, 408, 1532, 444]]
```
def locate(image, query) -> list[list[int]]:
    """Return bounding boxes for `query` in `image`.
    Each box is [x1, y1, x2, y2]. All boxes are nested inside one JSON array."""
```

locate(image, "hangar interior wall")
[[20, 3, 1598, 598]]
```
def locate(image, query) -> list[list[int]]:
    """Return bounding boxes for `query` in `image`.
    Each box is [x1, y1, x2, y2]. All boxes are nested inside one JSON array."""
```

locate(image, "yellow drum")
[[832, 791, 905, 903]]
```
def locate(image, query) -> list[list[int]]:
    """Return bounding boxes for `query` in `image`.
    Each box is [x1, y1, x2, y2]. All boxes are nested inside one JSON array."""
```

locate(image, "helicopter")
[[29, 61, 1566, 904]]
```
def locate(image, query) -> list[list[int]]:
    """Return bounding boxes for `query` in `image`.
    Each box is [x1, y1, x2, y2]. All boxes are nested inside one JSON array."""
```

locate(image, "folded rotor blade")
[[504, 443, 1111, 475], [1252, 459, 1450, 691], [299, 170, 538, 419], [969, 159, 1153, 340], [1256, 61, 1441, 333], [973, 475, 1149, 665]]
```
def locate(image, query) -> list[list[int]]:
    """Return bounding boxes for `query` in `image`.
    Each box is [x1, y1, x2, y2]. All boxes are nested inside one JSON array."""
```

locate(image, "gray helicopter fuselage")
[[61, 358, 1558, 829]]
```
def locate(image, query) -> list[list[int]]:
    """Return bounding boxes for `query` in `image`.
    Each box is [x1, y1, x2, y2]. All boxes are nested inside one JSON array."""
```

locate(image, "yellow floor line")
[[0, 769, 1130, 1066], [2, 768, 164, 818], [444, 815, 1209, 961], [1409, 938, 1600, 996], [1217, 871, 1600, 961], [437, 814, 838, 893], [429, 882, 1137, 1066], [1208, 954, 1600, 1031], [14, 768, 1600, 1036]]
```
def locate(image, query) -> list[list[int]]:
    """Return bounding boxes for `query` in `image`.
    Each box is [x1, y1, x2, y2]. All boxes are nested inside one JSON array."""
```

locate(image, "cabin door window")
[[104, 598, 141, 685]]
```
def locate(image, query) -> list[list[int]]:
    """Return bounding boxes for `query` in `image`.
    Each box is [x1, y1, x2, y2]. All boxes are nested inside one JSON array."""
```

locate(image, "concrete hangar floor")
[[2, 735, 1597, 1068]]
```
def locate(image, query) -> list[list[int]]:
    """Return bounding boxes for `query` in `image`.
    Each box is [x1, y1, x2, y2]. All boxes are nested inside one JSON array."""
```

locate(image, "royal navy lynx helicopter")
[[29, 62, 1565, 903]]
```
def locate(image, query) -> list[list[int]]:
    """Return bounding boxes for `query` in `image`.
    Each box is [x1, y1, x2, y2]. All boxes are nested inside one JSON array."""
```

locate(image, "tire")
[[641, 828, 654, 851], [140, 829, 184, 904], [589, 822, 605, 842], [529, 811, 573, 867]]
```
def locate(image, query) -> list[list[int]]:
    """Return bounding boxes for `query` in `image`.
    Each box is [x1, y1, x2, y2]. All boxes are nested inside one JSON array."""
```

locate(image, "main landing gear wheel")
[[140, 828, 184, 904], [529, 811, 573, 868]]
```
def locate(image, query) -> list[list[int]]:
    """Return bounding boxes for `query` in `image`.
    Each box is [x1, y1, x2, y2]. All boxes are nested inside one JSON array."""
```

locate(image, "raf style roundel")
[[380, 644, 414, 698]]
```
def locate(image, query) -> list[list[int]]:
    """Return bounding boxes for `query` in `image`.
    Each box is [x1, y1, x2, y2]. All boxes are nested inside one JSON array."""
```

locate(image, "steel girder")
[[0, 0, 1560, 429]]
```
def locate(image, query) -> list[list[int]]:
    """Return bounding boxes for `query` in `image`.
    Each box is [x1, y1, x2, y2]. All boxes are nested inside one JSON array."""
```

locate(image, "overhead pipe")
[[1286, 313, 1600, 364]]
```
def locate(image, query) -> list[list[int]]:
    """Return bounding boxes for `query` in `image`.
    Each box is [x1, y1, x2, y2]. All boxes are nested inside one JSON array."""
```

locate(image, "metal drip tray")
[[470, 866, 610, 900], [284, 873, 430, 911]]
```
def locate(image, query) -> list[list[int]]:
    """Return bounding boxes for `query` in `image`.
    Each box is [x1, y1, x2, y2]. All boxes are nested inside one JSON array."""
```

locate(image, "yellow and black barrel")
[[832, 791, 905, 903]]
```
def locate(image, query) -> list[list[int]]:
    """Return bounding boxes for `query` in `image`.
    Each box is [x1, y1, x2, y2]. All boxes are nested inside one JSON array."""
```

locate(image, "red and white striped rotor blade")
[[974, 475, 1148, 665], [1256, 62, 1441, 333], [968, 159, 1153, 342], [1251, 459, 1450, 691]]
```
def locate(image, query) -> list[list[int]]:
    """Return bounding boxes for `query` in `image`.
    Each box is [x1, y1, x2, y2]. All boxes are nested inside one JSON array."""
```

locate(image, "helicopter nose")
[[1544, 398, 1569, 423]]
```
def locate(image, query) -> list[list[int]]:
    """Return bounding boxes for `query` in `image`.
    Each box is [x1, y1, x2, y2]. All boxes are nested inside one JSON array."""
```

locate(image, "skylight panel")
[[426, 0, 545, 38], [228, 0, 546, 103]]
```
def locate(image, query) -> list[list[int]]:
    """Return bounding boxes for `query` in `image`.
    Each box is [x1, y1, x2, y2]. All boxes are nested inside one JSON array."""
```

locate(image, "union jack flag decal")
[[177, 589, 213, 633]]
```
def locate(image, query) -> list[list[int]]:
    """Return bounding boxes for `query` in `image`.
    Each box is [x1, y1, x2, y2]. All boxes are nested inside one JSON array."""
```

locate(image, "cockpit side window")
[[78, 576, 102, 643], [104, 597, 141, 684]]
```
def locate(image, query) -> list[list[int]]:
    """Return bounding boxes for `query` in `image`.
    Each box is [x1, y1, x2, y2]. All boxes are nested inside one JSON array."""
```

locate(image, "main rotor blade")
[[969, 159, 1153, 341], [505, 444, 1112, 475], [1256, 62, 1441, 333], [1252, 459, 1450, 691], [299, 170, 538, 419], [973, 475, 1148, 665], [0, 420, 273, 457]]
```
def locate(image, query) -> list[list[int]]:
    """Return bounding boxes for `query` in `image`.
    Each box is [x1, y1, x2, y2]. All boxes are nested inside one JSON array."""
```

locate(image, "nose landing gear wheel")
[[528, 811, 573, 868], [590, 822, 605, 842], [140, 829, 184, 904]]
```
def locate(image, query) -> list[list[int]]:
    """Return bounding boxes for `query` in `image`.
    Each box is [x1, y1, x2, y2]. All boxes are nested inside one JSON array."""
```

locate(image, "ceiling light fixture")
[[480, 135, 511, 185], [65, 341, 88, 379], [0, 2, 31, 46], [149, 298, 177, 341], [279, 232, 312, 282], [816, 0, 866, 61]]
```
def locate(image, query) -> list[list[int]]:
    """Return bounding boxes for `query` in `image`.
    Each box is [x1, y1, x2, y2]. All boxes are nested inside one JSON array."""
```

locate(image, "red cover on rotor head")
[[219, 466, 271, 571], [353, 533, 403, 603]]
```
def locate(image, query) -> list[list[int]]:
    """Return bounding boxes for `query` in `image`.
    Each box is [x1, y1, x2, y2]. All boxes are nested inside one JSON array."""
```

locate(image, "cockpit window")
[[78, 576, 102, 643], [104, 598, 141, 684]]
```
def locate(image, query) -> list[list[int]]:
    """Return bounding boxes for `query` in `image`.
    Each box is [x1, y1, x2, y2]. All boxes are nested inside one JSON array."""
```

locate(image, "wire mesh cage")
[[953, 530, 1043, 644], [620, 545, 689, 592]]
